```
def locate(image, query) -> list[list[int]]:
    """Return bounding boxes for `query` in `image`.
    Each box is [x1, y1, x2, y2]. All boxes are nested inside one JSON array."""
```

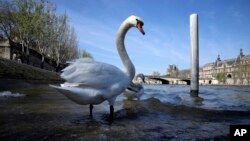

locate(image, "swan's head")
[[127, 15, 145, 35], [127, 83, 144, 92]]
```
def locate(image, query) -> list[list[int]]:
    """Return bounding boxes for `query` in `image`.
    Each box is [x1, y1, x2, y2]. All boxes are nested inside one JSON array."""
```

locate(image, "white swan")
[[50, 15, 145, 119], [124, 83, 144, 100]]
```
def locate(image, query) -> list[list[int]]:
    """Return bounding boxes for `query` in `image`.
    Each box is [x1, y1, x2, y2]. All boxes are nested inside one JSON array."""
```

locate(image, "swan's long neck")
[[116, 21, 135, 81]]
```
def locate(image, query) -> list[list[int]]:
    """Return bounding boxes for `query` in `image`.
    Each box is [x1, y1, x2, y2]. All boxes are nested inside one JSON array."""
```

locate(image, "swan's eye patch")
[[136, 19, 144, 26]]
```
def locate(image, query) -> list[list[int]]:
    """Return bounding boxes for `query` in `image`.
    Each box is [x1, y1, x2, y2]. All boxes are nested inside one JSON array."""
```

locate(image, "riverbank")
[[1, 84, 250, 140], [0, 58, 63, 90]]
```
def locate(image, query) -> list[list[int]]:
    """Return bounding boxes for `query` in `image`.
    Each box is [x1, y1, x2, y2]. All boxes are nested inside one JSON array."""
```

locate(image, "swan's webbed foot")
[[109, 105, 114, 122], [89, 104, 93, 117]]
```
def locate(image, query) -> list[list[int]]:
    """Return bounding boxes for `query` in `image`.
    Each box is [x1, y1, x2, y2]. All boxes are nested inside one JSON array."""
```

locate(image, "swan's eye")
[[140, 21, 144, 26], [136, 19, 144, 26]]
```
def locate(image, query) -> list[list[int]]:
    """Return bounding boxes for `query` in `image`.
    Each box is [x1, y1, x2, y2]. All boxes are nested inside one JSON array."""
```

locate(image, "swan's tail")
[[49, 84, 61, 89], [49, 84, 104, 105], [49, 84, 72, 94]]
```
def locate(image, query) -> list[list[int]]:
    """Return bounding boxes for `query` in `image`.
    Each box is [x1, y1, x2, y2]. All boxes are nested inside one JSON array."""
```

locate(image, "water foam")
[[0, 91, 25, 97]]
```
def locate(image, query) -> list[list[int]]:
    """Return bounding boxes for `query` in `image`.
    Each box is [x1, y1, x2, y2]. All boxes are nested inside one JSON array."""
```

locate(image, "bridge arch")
[[179, 79, 191, 85], [149, 77, 169, 84]]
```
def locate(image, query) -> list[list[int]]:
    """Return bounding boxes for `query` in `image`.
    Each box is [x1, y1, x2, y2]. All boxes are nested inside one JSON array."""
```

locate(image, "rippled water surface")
[[0, 83, 249, 140], [141, 84, 250, 111]]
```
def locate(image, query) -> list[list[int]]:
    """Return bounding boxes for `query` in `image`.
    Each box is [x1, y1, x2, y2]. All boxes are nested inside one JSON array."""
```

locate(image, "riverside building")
[[199, 49, 250, 85]]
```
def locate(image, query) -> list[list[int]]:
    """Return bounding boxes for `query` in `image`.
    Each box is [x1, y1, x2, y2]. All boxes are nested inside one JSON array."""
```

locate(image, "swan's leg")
[[89, 104, 93, 117], [107, 97, 116, 122], [109, 105, 114, 121]]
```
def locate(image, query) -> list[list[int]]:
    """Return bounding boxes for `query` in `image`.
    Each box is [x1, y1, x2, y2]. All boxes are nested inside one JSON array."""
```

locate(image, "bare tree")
[[61, 27, 78, 62], [52, 13, 77, 71], [0, 0, 16, 40]]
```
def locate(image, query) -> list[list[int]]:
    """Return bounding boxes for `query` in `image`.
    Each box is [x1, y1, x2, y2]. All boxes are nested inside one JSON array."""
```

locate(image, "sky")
[[52, 0, 250, 75]]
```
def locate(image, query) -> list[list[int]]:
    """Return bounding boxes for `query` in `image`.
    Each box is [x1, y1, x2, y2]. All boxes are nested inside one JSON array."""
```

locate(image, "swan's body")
[[50, 15, 145, 119], [50, 58, 130, 105], [124, 83, 144, 100]]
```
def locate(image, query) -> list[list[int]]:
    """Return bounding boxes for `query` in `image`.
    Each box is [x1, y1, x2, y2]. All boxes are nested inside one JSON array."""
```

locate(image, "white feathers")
[[124, 83, 144, 100], [61, 59, 129, 89], [126, 15, 143, 27], [50, 15, 144, 108]]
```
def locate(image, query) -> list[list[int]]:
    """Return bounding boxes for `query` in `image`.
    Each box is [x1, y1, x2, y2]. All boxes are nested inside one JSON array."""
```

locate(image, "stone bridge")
[[136, 74, 190, 85]]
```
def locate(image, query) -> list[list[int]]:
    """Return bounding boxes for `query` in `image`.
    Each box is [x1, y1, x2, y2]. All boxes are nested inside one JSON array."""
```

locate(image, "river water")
[[0, 84, 250, 140]]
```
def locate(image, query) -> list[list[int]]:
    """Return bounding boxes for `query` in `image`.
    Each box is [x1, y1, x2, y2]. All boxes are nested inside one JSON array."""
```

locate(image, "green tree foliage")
[[78, 48, 93, 59], [82, 50, 93, 59], [0, 0, 92, 68], [216, 72, 226, 82], [14, 0, 39, 63]]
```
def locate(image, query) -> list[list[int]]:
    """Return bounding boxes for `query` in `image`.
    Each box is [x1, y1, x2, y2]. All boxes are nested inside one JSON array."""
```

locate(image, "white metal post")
[[190, 14, 199, 96]]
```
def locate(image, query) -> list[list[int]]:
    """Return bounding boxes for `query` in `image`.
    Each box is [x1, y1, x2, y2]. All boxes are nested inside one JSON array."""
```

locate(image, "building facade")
[[199, 49, 250, 85], [0, 38, 11, 59]]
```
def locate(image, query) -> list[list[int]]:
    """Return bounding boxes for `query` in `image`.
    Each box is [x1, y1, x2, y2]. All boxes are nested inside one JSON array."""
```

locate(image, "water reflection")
[[0, 91, 25, 97]]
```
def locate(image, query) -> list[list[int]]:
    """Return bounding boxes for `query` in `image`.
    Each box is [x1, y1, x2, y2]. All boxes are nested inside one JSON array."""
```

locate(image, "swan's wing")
[[61, 58, 128, 89], [49, 84, 105, 105], [62, 58, 94, 76]]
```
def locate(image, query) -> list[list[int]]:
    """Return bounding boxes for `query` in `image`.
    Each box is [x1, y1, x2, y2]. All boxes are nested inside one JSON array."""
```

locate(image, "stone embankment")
[[0, 58, 63, 90]]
